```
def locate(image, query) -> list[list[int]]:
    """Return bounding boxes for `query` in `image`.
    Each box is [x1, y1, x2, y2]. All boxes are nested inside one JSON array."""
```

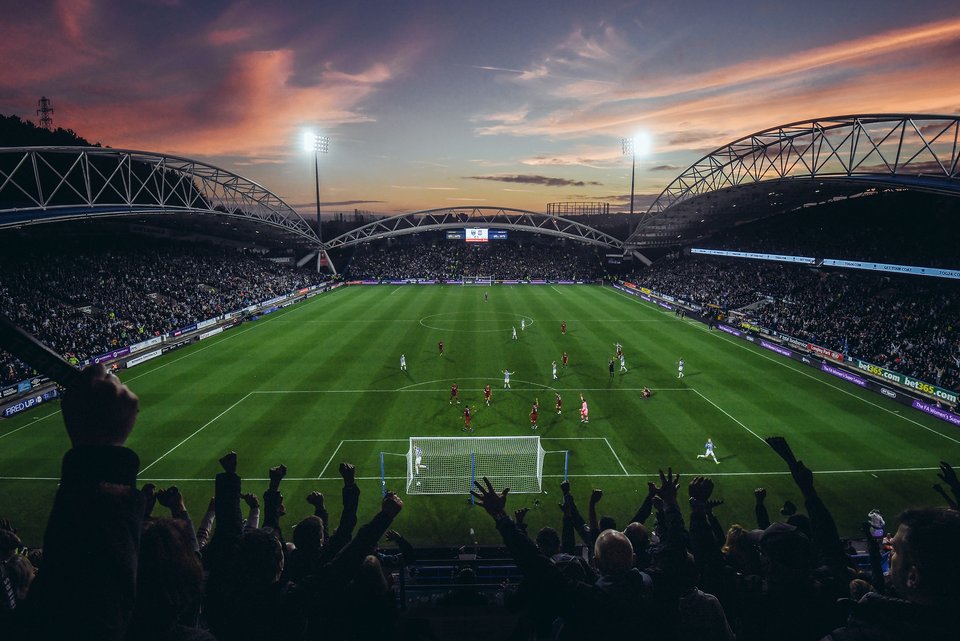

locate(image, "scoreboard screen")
[[463, 228, 507, 242], [465, 228, 488, 243]]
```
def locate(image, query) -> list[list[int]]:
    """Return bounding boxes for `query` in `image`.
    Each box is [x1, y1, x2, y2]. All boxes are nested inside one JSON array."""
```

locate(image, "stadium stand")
[[0, 239, 329, 386], [622, 192, 960, 395], [345, 240, 605, 281]]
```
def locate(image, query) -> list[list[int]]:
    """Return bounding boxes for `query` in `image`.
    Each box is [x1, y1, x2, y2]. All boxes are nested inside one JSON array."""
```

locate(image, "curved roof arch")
[[628, 114, 960, 248], [0, 146, 320, 246], [324, 206, 624, 250]]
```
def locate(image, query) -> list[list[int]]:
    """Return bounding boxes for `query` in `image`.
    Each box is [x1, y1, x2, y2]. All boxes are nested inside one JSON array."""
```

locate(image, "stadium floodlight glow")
[[303, 131, 329, 154]]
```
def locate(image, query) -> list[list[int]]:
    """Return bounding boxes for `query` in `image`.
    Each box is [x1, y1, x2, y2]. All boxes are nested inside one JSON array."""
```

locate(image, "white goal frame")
[[405, 435, 546, 495]]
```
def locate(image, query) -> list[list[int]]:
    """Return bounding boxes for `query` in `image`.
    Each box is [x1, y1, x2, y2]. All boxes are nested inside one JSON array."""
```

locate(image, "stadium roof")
[[627, 114, 960, 249], [0, 147, 321, 249]]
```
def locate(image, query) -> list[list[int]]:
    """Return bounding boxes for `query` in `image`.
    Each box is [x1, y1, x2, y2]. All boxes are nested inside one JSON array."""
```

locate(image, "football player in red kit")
[[555, 393, 562, 415], [484, 384, 492, 406], [463, 405, 473, 432], [561, 352, 569, 368], [561, 321, 566, 335], [530, 403, 539, 430], [450, 382, 459, 404]]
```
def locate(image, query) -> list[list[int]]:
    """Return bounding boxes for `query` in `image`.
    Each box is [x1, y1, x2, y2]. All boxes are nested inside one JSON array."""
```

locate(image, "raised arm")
[[319, 463, 360, 562], [31, 364, 144, 641], [754, 487, 771, 529], [588, 488, 603, 535]]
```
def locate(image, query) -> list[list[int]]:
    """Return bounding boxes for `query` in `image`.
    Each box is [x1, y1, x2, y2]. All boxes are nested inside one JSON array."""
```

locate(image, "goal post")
[[405, 436, 546, 495]]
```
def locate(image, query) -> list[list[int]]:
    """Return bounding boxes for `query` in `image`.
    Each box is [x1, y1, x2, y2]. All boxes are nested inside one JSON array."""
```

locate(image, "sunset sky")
[[2, 0, 959, 216]]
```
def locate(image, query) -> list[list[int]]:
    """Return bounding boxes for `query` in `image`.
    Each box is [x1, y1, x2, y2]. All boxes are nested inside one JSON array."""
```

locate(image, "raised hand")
[[306, 491, 325, 509], [241, 493, 260, 509], [270, 465, 287, 485], [156, 486, 186, 514], [141, 483, 157, 517], [754, 487, 767, 502], [385, 529, 402, 543], [937, 461, 960, 490], [652, 468, 680, 506], [688, 476, 714, 503], [932, 483, 959, 510], [766, 436, 798, 468], [470, 476, 510, 518], [590, 489, 603, 504], [339, 462, 356, 485], [61, 364, 139, 447], [515, 507, 530, 524], [219, 451, 237, 474], [381, 491, 403, 518], [560, 480, 571, 496]]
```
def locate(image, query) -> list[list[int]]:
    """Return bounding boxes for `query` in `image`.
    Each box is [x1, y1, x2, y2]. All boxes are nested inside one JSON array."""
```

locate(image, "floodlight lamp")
[[302, 132, 330, 153], [632, 131, 652, 157]]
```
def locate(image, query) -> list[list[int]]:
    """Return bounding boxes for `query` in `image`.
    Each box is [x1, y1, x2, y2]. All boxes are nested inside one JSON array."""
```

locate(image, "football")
[[416, 481, 421, 487]]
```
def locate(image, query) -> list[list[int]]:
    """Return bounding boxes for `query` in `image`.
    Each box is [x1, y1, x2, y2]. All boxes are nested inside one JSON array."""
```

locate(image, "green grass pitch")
[[2, 284, 959, 546]]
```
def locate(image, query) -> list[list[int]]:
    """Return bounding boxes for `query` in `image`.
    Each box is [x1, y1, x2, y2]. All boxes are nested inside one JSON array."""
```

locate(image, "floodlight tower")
[[621, 137, 636, 216], [37, 97, 54, 131], [304, 133, 330, 242], [621, 132, 652, 230]]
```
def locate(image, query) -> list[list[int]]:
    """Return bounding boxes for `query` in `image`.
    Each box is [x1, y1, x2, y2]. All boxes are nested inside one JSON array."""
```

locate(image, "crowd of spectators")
[[0, 244, 327, 386], [698, 191, 960, 270], [1, 366, 958, 640], [628, 257, 960, 393], [345, 241, 604, 282]]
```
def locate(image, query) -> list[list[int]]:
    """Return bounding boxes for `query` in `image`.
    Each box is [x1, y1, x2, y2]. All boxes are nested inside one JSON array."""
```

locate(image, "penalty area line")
[[603, 437, 629, 475], [139, 392, 252, 475], [691, 389, 767, 444], [317, 440, 345, 479]]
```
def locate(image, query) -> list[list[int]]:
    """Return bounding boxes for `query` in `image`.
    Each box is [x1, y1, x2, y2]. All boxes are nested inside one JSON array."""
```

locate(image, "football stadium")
[[0, 116, 960, 636], [2, 6, 960, 639]]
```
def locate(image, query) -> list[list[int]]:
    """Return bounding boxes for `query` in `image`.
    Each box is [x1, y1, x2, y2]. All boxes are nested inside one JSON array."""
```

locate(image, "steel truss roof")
[[324, 206, 624, 250], [0, 147, 320, 246], [628, 114, 960, 248]]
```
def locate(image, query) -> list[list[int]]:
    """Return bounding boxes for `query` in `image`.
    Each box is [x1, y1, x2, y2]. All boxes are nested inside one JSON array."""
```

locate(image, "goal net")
[[406, 436, 546, 495]]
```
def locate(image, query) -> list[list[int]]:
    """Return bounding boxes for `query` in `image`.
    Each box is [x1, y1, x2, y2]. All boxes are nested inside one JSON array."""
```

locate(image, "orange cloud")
[[62, 49, 395, 157], [617, 17, 960, 101], [477, 16, 960, 149]]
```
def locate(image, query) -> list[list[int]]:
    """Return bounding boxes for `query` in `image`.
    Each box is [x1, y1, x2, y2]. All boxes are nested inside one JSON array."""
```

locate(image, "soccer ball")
[[416, 481, 421, 487]]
